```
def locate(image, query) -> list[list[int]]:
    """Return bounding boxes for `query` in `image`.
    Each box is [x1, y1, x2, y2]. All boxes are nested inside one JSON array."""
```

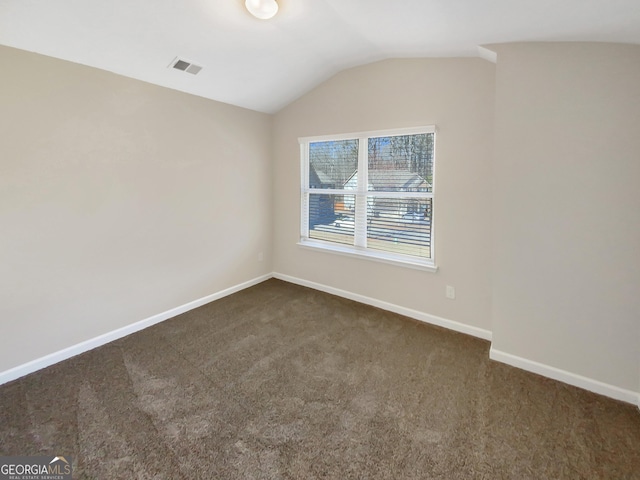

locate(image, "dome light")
[[245, 0, 279, 20]]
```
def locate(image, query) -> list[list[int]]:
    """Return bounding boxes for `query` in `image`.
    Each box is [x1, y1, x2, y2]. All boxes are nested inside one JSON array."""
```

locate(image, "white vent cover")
[[168, 57, 203, 75]]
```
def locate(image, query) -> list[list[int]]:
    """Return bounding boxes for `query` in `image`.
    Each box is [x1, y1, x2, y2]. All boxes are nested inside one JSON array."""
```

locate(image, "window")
[[299, 126, 436, 270]]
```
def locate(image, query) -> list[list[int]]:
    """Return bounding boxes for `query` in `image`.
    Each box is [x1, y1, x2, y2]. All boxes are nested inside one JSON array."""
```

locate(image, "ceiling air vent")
[[168, 57, 203, 75]]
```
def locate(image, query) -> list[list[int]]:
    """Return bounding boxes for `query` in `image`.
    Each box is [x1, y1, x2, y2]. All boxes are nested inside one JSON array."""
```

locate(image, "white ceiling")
[[1, 0, 640, 113]]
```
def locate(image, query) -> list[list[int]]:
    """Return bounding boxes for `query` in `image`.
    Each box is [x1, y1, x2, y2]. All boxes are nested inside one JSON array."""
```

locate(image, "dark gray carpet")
[[1, 279, 639, 479]]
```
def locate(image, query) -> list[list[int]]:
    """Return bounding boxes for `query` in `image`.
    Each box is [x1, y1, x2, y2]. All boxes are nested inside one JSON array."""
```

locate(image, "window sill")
[[297, 239, 438, 273]]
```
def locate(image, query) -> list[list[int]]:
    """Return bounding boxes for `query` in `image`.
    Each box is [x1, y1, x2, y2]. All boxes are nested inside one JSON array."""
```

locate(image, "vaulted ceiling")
[[1, 0, 639, 113]]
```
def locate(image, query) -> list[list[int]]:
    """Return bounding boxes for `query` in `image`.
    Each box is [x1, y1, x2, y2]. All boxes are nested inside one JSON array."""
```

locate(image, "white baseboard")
[[490, 347, 639, 406], [0, 274, 272, 386], [272, 272, 492, 341]]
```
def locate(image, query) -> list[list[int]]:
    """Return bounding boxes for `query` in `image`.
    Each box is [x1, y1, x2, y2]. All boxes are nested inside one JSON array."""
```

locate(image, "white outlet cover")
[[446, 285, 456, 299]]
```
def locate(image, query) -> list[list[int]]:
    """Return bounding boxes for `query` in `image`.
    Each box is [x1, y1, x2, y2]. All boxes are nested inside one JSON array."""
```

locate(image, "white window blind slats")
[[366, 197, 432, 258]]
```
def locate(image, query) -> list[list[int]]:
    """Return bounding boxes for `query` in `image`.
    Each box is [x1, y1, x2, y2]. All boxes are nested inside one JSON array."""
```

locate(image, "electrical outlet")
[[446, 285, 456, 300]]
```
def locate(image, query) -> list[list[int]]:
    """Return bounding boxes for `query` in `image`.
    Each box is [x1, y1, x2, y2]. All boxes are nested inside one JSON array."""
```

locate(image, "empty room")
[[1, 0, 639, 478]]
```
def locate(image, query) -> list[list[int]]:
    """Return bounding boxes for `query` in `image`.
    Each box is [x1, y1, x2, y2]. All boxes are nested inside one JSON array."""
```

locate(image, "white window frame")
[[298, 126, 437, 272]]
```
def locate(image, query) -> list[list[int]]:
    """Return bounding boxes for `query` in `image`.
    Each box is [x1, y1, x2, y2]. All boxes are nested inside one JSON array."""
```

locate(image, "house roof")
[[309, 165, 337, 187], [1, 0, 639, 113]]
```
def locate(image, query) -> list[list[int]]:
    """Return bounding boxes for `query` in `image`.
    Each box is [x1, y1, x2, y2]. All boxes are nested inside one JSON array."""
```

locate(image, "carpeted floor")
[[1, 279, 639, 479]]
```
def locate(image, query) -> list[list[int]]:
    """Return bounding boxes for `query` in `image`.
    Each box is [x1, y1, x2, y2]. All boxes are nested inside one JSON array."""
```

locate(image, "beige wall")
[[490, 43, 640, 392], [0, 46, 273, 373], [3, 42, 638, 398], [273, 58, 496, 332]]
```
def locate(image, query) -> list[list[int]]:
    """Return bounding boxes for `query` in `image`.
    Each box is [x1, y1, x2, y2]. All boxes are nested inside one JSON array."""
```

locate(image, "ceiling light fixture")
[[245, 0, 278, 20]]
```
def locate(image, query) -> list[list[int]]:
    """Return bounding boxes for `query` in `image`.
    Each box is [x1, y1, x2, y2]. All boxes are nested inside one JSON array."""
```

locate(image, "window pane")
[[309, 140, 358, 189], [309, 193, 355, 246], [366, 197, 432, 258], [367, 134, 433, 192]]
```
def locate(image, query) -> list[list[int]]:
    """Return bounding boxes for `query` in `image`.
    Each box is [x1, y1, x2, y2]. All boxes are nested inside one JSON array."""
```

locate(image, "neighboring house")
[[308, 165, 344, 225], [343, 170, 431, 217]]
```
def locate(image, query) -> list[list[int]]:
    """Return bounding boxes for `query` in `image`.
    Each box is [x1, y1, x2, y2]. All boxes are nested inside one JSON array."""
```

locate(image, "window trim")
[[299, 125, 437, 272]]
